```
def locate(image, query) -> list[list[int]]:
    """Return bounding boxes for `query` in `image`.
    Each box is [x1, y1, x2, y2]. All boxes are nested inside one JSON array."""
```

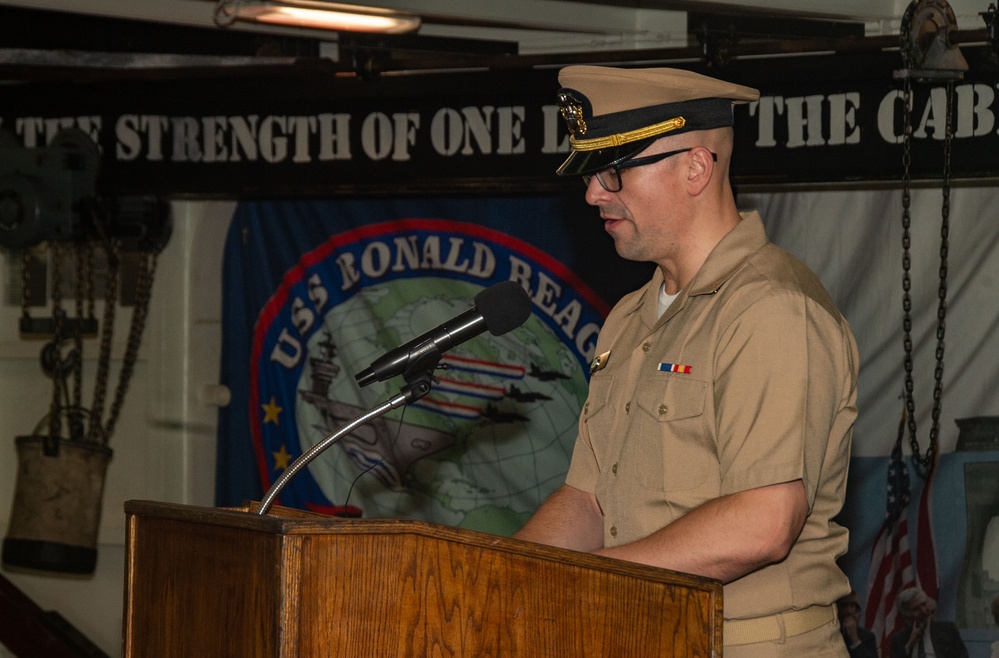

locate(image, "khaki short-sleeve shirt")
[[566, 211, 859, 620]]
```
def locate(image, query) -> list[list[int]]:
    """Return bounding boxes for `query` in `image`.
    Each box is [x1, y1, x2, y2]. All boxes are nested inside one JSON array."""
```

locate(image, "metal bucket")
[[2, 435, 113, 574]]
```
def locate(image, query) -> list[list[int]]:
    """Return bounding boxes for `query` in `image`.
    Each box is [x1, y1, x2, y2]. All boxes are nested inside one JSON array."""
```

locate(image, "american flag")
[[865, 414, 916, 658], [914, 448, 939, 603]]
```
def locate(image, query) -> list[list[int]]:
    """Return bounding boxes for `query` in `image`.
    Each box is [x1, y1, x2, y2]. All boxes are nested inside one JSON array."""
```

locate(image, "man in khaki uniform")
[[513, 65, 859, 657]]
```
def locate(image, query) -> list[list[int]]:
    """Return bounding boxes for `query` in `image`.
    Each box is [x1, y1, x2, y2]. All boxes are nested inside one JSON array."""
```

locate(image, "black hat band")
[[559, 94, 735, 151]]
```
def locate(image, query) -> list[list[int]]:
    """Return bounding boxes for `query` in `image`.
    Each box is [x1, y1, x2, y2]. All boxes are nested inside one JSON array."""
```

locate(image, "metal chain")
[[83, 241, 96, 321], [103, 251, 158, 444], [899, 72, 951, 478], [20, 250, 30, 322], [87, 241, 120, 445], [46, 242, 64, 446], [22, 199, 158, 447], [70, 242, 86, 440], [80, 242, 96, 442]]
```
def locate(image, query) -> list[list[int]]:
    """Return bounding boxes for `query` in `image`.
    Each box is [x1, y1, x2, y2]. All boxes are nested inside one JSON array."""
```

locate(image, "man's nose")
[[584, 177, 613, 205]]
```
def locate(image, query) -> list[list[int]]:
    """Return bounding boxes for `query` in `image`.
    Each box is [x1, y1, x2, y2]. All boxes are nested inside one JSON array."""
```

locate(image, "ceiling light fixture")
[[214, 0, 421, 34]]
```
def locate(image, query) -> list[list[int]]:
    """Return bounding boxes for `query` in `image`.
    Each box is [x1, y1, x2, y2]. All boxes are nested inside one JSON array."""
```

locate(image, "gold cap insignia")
[[557, 90, 587, 138]]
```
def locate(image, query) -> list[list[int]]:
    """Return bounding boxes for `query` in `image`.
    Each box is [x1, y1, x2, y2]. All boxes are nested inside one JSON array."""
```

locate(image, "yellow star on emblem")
[[272, 444, 293, 472], [262, 396, 282, 425]]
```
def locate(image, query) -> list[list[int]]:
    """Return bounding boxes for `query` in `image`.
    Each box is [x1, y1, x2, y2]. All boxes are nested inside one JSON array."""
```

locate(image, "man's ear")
[[685, 147, 715, 196]]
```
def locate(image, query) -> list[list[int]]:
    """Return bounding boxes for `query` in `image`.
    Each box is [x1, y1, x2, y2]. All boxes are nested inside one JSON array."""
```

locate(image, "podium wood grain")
[[123, 500, 721, 657]]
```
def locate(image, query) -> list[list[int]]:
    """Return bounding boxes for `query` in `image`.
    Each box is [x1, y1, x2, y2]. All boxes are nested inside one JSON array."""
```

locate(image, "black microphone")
[[354, 281, 532, 387]]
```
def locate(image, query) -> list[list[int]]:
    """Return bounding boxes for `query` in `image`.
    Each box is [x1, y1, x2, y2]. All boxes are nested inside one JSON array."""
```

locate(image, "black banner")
[[1, 46, 996, 196]]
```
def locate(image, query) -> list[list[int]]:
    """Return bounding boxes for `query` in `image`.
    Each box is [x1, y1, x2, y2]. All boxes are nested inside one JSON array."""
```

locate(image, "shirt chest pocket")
[[581, 373, 615, 468], [628, 375, 712, 492]]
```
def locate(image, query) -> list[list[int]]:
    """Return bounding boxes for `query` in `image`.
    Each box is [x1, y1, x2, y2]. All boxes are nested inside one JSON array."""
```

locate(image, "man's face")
[[583, 140, 687, 265], [837, 598, 861, 622], [906, 594, 935, 623]]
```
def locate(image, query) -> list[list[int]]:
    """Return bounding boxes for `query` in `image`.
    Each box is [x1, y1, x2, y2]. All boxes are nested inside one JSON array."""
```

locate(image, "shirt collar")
[[623, 210, 769, 328], [686, 210, 769, 297]]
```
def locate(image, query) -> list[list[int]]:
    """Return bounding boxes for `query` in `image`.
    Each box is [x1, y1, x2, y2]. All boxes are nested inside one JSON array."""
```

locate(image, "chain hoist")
[[20, 236, 158, 450], [896, 0, 966, 478], [7, 127, 169, 450]]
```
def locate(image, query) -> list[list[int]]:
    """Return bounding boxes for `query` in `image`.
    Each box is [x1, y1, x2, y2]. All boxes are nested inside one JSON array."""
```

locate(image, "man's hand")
[[905, 618, 927, 654]]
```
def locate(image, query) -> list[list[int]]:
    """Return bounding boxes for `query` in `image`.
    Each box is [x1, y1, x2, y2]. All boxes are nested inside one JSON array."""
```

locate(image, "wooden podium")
[[123, 500, 722, 657]]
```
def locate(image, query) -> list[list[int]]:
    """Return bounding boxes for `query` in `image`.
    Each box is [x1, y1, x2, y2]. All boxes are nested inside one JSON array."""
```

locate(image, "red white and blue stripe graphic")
[[433, 376, 507, 400], [441, 354, 526, 379], [658, 363, 692, 374], [412, 396, 482, 420], [417, 361, 522, 419]]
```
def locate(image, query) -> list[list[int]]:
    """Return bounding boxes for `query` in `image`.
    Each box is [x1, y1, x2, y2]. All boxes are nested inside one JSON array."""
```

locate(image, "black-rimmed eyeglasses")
[[583, 148, 718, 193]]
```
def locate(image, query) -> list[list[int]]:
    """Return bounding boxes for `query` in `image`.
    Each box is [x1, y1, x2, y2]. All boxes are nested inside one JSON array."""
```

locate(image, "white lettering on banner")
[[270, 247, 600, 369], [751, 93, 860, 148], [754, 84, 998, 148], [271, 278, 334, 370], [270, 328, 304, 368], [317, 113, 352, 161], [361, 112, 420, 161], [914, 86, 952, 140], [954, 84, 997, 137], [390, 235, 488, 274], [878, 84, 999, 143], [106, 108, 529, 163], [14, 116, 102, 148], [114, 113, 353, 163], [508, 255, 600, 362], [429, 106, 526, 156], [828, 93, 861, 145], [8, 85, 995, 169], [751, 96, 784, 148], [785, 95, 828, 148], [431, 108, 464, 156], [462, 106, 495, 155], [262, 233, 599, 366], [335, 253, 362, 291], [290, 296, 315, 335], [361, 242, 392, 278], [876, 90, 907, 144], [202, 116, 228, 163], [335, 236, 497, 292], [307, 273, 329, 315], [229, 116, 259, 161], [259, 236, 601, 370], [117, 115, 168, 161], [361, 112, 392, 161], [496, 106, 526, 155]]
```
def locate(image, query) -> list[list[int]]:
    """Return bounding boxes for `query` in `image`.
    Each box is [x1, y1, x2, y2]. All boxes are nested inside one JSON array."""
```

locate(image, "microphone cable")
[[341, 404, 408, 513]]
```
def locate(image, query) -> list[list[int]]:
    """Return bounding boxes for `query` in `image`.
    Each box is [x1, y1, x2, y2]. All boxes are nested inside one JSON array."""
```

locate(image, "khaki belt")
[[724, 604, 836, 646]]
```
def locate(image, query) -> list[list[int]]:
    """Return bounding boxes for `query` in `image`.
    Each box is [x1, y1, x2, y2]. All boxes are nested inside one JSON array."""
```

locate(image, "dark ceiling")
[[1, 1, 995, 85], [0, 2, 883, 83]]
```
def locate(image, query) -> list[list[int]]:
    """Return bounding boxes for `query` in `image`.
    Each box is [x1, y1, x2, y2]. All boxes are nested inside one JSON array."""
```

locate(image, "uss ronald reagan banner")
[[1, 46, 997, 194], [216, 196, 652, 531]]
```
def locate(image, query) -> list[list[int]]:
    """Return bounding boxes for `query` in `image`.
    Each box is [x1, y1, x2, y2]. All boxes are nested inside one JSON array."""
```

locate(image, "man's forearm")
[[596, 479, 808, 583], [512, 484, 604, 553], [515, 479, 808, 585]]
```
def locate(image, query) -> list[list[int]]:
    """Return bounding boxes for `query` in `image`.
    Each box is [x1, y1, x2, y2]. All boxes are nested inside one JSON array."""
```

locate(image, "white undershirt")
[[920, 631, 937, 658], [658, 282, 678, 318]]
